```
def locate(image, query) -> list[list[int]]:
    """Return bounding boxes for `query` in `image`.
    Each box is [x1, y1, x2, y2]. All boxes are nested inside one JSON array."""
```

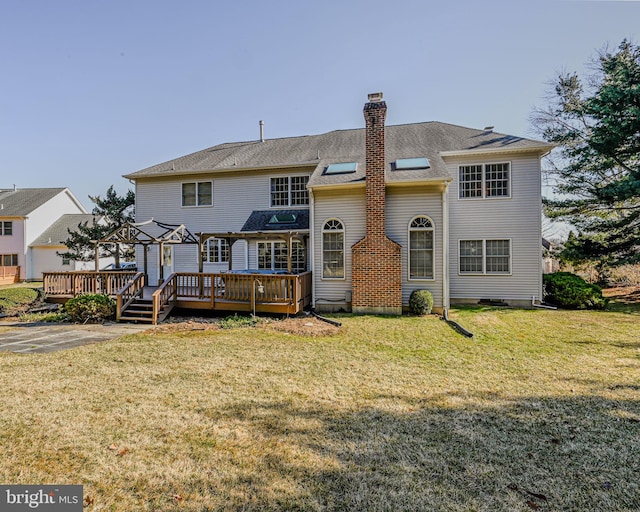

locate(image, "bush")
[[64, 294, 115, 323], [543, 272, 608, 310], [409, 289, 434, 315]]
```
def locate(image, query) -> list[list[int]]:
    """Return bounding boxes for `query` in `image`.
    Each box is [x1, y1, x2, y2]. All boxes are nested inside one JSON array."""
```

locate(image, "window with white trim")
[[322, 219, 344, 279], [408, 216, 434, 280], [203, 238, 229, 263], [459, 163, 510, 199], [182, 181, 212, 207], [1, 254, 18, 266], [459, 240, 510, 274], [257, 241, 305, 273], [1, 221, 12, 235], [270, 176, 309, 207]]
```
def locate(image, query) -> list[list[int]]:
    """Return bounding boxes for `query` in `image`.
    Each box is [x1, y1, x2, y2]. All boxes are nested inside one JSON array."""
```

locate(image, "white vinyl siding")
[[135, 168, 310, 279], [386, 186, 443, 307], [448, 153, 543, 302], [313, 188, 366, 307]]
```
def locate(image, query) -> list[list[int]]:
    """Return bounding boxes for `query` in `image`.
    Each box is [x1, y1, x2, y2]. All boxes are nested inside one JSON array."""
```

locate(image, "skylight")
[[268, 213, 297, 224], [394, 157, 430, 170], [324, 162, 358, 175]]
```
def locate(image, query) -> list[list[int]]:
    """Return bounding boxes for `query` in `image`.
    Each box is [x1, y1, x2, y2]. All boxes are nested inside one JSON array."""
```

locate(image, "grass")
[[0, 309, 638, 511]]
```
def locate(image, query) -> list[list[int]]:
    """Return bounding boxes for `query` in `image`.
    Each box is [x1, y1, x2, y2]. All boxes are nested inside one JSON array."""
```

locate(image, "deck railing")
[[0, 265, 20, 285], [116, 272, 146, 321], [43, 271, 138, 297], [152, 273, 178, 323]]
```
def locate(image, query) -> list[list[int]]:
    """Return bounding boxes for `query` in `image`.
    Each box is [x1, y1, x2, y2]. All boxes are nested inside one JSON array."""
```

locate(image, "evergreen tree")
[[59, 186, 135, 266], [532, 40, 640, 265]]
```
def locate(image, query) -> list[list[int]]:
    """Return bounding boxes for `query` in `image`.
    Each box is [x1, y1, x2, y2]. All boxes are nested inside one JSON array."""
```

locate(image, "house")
[[122, 93, 552, 314], [30, 214, 115, 274], [0, 188, 87, 282]]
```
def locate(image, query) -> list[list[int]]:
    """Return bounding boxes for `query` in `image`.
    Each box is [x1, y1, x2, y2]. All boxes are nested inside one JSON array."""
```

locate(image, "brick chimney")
[[351, 93, 402, 315]]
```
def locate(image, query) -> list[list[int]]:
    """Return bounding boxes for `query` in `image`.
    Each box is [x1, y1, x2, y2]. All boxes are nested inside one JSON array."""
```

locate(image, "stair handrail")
[[151, 273, 178, 325], [116, 272, 145, 321]]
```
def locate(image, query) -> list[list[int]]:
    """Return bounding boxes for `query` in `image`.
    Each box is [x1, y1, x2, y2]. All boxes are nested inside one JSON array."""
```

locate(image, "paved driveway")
[[0, 322, 149, 354]]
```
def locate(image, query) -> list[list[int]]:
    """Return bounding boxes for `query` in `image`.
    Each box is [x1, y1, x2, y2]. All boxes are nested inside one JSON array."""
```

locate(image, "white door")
[[158, 245, 174, 283]]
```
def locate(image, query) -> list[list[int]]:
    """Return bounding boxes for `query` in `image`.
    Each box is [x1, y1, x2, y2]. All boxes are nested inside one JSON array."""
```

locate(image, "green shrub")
[[543, 272, 608, 310], [219, 314, 259, 329], [409, 289, 434, 315], [64, 294, 115, 323]]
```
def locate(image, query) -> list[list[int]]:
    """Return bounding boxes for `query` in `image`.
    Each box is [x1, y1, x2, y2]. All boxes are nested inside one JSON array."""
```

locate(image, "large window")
[[182, 181, 212, 207], [322, 219, 344, 279], [257, 241, 305, 273], [270, 176, 309, 207], [1, 254, 18, 266], [1, 221, 12, 236], [408, 216, 434, 280], [459, 240, 510, 274], [459, 163, 510, 199], [203, 238, 229, 263]]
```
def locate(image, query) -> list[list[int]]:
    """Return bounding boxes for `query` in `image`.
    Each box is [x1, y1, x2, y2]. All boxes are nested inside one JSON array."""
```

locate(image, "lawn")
[[0, 308, 638, 511]]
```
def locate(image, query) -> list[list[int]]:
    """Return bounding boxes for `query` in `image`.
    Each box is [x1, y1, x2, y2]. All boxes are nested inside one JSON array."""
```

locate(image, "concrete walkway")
[[0, 322, 149, 354]]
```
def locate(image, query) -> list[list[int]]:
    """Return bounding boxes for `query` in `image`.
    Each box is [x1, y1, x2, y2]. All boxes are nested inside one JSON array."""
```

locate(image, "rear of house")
[[124, 93, 551, 313]]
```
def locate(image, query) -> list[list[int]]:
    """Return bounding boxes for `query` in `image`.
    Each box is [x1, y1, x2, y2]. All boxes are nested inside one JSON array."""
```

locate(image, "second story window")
[[270, 176, 309, 207], [459, 163, 510, 199], [1, 221, 12, 236], [182, 181, 212, 207]]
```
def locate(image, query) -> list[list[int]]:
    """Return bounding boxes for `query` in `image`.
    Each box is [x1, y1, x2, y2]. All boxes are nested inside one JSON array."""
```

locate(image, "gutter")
[[309, 188, 316, 309]]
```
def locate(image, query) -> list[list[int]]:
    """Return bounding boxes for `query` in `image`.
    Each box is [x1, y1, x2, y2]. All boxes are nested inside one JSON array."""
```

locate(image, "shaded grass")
[[0, 310, 638, 510]]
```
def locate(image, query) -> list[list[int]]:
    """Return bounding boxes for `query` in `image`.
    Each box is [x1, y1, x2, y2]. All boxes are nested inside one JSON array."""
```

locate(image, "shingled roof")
[[30, 214, 100, 246], [0, 188, 68, 217], [123, 121, 552, 187]]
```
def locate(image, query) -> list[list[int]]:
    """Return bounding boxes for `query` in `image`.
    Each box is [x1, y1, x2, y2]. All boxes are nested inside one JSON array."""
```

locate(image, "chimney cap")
[[367, 92, 384, 103]]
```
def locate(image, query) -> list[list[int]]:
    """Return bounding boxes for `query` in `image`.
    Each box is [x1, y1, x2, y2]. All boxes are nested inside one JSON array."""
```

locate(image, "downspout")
[[442, 182, 450, 310], [309, 188, 316, 309]]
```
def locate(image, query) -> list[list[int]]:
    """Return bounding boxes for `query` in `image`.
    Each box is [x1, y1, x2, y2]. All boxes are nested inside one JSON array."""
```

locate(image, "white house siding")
[[446, 153, 543, 304], [30, 247, 72, 274], [24, 190, 86, 279], [0, 218, 25, 277], [134, 168, 310, 281], [386, 185, 444, 308], [312, 187, 366, 311]]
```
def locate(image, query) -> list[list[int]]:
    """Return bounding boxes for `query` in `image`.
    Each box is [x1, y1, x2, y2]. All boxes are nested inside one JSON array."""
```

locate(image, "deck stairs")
[[118, 286, 174, 324]]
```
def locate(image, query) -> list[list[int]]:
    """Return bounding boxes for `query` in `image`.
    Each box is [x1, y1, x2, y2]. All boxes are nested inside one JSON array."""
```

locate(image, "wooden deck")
[[0, 265, 20, 285], [43, 271, 313, 323]]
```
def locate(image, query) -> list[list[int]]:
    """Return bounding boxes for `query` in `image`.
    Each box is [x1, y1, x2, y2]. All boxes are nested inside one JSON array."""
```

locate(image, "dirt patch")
[[265, 317, 340, 337], [603, 286, 640, 304], [144, 316, 340, 337]]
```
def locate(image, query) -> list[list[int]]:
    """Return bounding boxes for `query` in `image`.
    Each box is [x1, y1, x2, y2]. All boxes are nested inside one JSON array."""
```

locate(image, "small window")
[[395, 157, 430, 170], [270, 176, 309, 207], [322, 219, 344, 279], [459, 163, 510, 199], [1, 221, 12, 236], [1, 254, 18, 266], [408, 216, 434, 280], [182, 181, 212, 207], [459, 240, 510, 274], [62, 257, 71, 266], [203, 238, 229, 263], [324, 162, 358, 175]]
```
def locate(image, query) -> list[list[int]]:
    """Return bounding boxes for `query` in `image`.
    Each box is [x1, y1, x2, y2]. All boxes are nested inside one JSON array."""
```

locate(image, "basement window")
[[394, 157, 430, 170], [324, 162, 358, 175]]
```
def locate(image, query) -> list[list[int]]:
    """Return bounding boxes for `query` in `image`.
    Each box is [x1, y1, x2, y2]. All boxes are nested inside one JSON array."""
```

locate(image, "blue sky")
[[1, 0, 638, 210]]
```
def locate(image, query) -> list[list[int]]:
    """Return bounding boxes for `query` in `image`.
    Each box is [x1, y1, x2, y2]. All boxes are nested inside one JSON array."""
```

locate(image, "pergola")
[[97, 220, 308, 285], [95, 220, 198, 283]]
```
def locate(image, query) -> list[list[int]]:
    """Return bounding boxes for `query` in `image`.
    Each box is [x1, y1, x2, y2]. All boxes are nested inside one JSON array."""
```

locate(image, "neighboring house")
[[30, 214, 114, 274], [124, 93, 553, 313], [0, 188, 87, 281]]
